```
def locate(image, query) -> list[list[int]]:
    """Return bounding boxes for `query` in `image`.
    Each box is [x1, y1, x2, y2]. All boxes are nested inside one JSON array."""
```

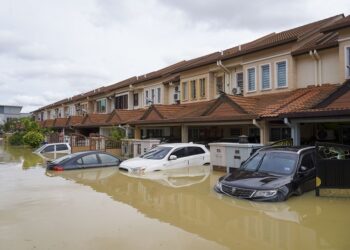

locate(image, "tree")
[[23, 131, 44, 148]]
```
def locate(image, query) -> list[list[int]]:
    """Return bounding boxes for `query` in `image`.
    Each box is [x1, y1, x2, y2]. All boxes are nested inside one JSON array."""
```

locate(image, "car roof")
[[158, 143, 205, 148], [259, 146, 315, 154]]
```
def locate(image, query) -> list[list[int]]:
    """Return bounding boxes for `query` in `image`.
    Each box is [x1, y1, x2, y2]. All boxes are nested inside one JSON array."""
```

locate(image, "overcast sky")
[[1, 0, 350, 112]]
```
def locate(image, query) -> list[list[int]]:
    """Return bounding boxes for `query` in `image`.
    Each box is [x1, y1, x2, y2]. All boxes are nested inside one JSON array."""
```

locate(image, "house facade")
[[33, 14, 350, 146]]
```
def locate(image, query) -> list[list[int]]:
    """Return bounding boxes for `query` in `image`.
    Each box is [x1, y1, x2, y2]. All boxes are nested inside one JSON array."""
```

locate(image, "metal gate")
[[315, 142, 350, 197]]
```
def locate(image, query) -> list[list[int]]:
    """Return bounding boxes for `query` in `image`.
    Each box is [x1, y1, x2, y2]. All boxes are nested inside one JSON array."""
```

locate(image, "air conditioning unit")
[[232, 87, 242, 95]]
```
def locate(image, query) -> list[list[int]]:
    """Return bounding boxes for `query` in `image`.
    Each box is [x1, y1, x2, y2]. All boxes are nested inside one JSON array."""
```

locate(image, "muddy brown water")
[[0, 144, 350, 250]]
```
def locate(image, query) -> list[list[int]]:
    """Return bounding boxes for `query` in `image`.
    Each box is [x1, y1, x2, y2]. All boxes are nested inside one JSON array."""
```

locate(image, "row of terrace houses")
[[34, 14, 350, 146]]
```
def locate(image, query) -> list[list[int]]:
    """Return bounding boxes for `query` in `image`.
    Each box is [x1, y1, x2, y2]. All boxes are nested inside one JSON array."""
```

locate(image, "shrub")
[[110, 127, 125, 141], [23, 131, 44, 148], [8, 132, 24, 146]]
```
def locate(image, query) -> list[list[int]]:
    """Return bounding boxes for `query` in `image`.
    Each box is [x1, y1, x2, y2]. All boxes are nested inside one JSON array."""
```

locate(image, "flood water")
[[1, 144, 350, 250]]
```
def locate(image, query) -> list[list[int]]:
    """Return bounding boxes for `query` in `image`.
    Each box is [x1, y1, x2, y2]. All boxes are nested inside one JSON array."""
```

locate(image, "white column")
[[181, 125, 188, 143]]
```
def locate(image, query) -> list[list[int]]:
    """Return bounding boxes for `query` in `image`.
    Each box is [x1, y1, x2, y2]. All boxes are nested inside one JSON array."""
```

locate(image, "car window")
[[76, 158, 83, 165], [41, 145, 55, 153], [259, 152, 298, 175], [80, 154, 99, 165], [187, 146, 205, 156], [140, 146, 172, 160], [56, 144, 68, 151], [299, 153, 314, 171], [242, 153, 264, 171], [98, 153, 119, 164], [171, 147, 187, 159]]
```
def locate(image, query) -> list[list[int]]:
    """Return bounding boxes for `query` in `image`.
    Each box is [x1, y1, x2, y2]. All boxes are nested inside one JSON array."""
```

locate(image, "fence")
[[68, 133, 121, 156]]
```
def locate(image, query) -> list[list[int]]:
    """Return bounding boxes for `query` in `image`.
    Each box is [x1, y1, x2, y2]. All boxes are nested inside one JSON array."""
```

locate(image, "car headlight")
[[215, 181, 222, 190], [131, 167, 146, 174], [253, 190, 278, 198]]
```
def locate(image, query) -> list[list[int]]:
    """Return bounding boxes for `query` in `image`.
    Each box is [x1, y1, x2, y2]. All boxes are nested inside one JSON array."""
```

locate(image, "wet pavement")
[[0, 144, 350, 250]]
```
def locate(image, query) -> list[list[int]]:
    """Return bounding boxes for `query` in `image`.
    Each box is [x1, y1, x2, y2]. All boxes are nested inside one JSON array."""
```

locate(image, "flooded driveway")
[[1, 144, 350, 250]]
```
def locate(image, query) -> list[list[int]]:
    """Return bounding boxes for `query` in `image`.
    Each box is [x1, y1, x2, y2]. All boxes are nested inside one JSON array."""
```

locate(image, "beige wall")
[[180, 73, 210, 103], [338, 28, 350, 82]]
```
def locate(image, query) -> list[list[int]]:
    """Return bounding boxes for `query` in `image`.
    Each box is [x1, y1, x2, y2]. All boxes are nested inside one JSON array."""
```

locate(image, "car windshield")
[[140, 146, 172, 160], [242, 151, 298, 175], [51, 154, 74, 164]]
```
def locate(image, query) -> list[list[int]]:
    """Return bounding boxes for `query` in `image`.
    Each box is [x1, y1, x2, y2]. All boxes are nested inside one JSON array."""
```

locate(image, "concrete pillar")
[[253, 119, 269, 145], [181, 125, 188, 143], [260, 121, 270, 145], [134, 126, 141, 139], [291, 122, 301, 146]]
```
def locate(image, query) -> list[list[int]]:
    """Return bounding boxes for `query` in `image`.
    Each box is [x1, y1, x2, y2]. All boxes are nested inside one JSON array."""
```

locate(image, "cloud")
[[159, 0, 349, 31]]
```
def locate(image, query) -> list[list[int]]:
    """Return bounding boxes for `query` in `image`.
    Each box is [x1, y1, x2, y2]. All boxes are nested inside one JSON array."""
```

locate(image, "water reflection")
[[0, 144, 45, 169], [47, 167, 350, 250], [120, 166, 211, 188]]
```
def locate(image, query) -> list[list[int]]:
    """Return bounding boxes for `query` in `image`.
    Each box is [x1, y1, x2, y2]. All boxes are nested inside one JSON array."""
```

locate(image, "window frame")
[[260, 63, 271, 90], [182, 81, 188, 101], [236, 72, 244, 92], [246, 67, 257, 92], [199, 78, 206, 98], [190, 80, 197, 100], [115, 95, 128, 110], [133, 93, 139, 107], [275, 60, 288, 89], [157, 87, 161, 104], [345, 46, 350, 79], [96, 98, 107, 113], [216, 76, 224, 95]]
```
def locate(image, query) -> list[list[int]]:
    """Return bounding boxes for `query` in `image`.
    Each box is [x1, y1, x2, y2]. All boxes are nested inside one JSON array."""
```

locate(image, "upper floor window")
[[261, 64, 271, 90], [133, 93, 139, 107], [216, 76, 224, 94], [97, 98, 107, 113], [190, 80, 197, 99], [276, 61, 287, 88], [247, 67, 256, 92], [346, 47, 350, 78], [182, 82, 188, 100], [199, 78, 206, 98], [151, 89, 155, 103], [157, 88, 161, 104], [115, 95, 128, 110], [236, 72, 243, 92]]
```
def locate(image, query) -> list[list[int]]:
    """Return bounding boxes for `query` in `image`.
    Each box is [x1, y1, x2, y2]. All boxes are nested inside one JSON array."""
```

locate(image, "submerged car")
[[119, 143, 210, 173], [47, 151, 122, 171], [35, 143, 71, 154], [215, 146, 316, 201]]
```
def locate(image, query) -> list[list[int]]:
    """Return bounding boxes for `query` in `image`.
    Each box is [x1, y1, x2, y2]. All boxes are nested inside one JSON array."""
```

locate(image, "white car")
[[119, 143, 210, 173], [34, 143, 71, 154]]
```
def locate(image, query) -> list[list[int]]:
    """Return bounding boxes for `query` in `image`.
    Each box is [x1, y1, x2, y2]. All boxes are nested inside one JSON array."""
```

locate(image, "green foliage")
[[8, 132, 25, 146], [23, 131, 44, 148], [110, 127, 125, 141], [6, 117, 46, 147]]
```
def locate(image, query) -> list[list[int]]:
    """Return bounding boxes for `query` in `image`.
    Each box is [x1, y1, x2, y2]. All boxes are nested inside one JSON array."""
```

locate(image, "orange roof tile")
[[53, 118, 68, 128]]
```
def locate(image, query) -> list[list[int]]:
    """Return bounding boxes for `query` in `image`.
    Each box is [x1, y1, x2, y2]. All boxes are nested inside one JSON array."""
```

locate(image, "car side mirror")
[[299, 166, 308, 172], [169, 155, 177, 161]]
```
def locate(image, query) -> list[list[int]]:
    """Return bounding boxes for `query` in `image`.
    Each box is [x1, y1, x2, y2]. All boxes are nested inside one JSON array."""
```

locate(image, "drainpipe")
[[217, 60, 231, 93], [313, 50, 322, 86], [309, 50, 322, 86], [284, 118, 300, 146]]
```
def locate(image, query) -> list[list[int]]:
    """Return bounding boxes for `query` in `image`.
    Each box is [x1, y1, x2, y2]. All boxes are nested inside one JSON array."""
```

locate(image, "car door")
[[294, 151, 316, 194], [187, 146, 206, 167], [97, 153, 121, 167], [78, 154, 100, 169], [167, 147, 189, 169]]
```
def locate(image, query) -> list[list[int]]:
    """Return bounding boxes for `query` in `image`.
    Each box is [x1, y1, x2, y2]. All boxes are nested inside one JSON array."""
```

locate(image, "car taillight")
[[52, 165, 64, 171]]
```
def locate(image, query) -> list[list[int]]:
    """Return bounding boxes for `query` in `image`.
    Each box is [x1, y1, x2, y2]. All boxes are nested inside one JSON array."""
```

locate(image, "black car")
[[215, 146, 316, 201], [47, 151, 122, 171]]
